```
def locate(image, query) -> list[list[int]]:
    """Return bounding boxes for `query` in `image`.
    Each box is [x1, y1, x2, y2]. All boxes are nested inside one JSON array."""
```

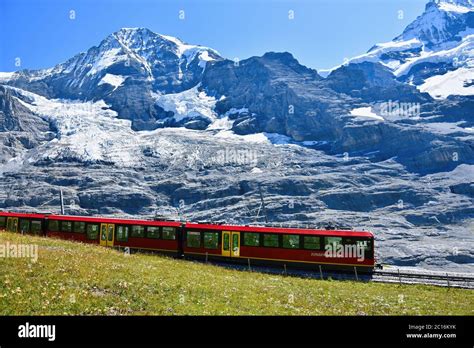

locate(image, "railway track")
[[371, 268, 474, 289]]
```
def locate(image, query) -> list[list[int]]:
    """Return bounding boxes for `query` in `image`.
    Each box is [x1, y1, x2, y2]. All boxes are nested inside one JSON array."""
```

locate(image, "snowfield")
[[152, 85, 218, 122], [4, 86, 285, 167], [419, 67, 474, 98], [350, 107, 385, 121], [98, 73, 127, 90]]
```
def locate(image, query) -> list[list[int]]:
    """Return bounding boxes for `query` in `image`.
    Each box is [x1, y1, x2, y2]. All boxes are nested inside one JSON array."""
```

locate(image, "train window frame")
[[162, 227, 176, 240], [86, 224, 100, 240], [61, 220, 73, 233], [31, 220, 42, 235], [356, 238, 373, 259], [203, 232, 219, 249], [303, 236, 321, 250], [186, 231, 201, 248], [19, 219, 30, 233], [73, 221, 86, 233], [263, 234, 279, 248], [0, 216, 6, 228], [48, 220, 59, 232], [131, 225, 146, 238], [116, 225, 129, 242], [243, 232, 260, 247], [282, 234, 300, 249], [146, 226, 161, 239]]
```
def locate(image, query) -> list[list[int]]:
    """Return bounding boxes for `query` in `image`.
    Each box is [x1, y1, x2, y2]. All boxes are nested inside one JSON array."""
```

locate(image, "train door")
[[6, 217, 18, 233], [221, 231, 240, 257], [100, 223, 115, 247]]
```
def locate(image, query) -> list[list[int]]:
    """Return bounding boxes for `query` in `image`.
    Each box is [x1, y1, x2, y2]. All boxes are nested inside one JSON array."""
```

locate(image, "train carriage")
[[45, 214, 182, 256], [0, 211, 375, 272], [183, 223, 374, 272]]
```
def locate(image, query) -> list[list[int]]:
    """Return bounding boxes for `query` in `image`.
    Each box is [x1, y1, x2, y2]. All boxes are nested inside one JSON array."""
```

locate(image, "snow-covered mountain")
[[322, 0, 474, 99], [1, 27, 220, 92], [0, 28, 222, 130]]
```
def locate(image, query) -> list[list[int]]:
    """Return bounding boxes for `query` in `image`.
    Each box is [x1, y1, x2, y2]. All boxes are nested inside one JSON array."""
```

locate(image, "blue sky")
[[0, 0, 427, 72]]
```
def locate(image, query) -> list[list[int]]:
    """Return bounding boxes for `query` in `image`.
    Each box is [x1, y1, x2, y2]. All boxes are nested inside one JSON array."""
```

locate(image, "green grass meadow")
[[0, 231, 473, 315]]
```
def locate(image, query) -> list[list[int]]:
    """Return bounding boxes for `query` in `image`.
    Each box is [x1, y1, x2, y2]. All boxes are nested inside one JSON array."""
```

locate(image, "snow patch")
[[86, 48, 124, 76], [98, 74, 126, 90], [160, 34, 219, 69], [264, 133, 292, 145], [350, 107, 385, 121], [418, 67, 474, 98], [395, 35, 474, 77], [214, 130, 269, 143], [0, 72, 16, 82], [438, 2, 472, 13], [207, 116, 234, 130], [421, 122, 474, 135], [197, 50, 214, 69], [153, 85, 218, 122]]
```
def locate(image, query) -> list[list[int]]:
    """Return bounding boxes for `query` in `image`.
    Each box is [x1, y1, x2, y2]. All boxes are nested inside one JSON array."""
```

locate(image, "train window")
[[187, 231, 201, 248], [204, 232, 219, 249], [147, 226, 160, 239], [101, 224, 107, 241], [162, 227, 176, 240], [61, 221, 73, 233], [108, 225, 114, 241], [116, 225, 129, 242], [73, 221, 86, 233], [48, 220, 59, 232], [243, 232, 260, 247], [31, 220, 42, 235], [303, 236, 321, 250], [223, 233, 230, 251], [282, 234, 299, 249], [19, 219, 30, 233], [324, 237, 342, 248], [86, 224, 100, 240], [263, 234, 279, 247], [0, 216, 6, 228], [131, 225, 145, 238]]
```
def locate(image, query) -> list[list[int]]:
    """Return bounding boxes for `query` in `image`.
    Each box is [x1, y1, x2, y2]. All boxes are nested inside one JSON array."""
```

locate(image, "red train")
[[0, 211, 375, 272]]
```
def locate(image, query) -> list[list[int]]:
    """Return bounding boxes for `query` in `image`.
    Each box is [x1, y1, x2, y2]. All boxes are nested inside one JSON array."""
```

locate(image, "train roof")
[[0, 211, 47, 219], [0, 211, 373, 237], [184, 222, 373, 237], [47, 214, 183, 227]]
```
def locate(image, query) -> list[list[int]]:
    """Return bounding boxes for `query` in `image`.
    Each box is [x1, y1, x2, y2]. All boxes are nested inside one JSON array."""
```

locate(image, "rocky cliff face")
[[0, 86, 55, 165]]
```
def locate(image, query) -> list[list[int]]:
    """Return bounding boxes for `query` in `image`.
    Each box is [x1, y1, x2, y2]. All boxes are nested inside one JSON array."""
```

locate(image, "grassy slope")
[[0, 231, 473, 315]]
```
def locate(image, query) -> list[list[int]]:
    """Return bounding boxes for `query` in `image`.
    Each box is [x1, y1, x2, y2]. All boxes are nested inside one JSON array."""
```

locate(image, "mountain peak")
[[395, 0, 473, 48], [115, 27, 152, 34], [432, 0, 473, 8], [427, 0, 473, 13], [110, 27, 166, 48]]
